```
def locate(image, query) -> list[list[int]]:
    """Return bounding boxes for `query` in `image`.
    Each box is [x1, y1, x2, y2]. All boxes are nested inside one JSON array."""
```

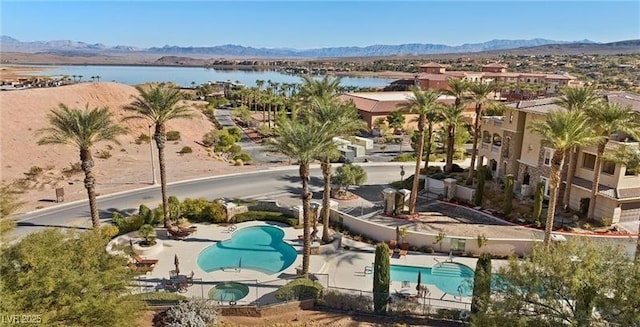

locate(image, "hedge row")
[[233, 211, 298, 226], [274, 278, 323, 301]]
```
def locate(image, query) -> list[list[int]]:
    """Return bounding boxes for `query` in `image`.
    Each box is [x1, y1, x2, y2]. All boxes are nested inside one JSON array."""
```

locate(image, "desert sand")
[[0, 82, 272, 213]]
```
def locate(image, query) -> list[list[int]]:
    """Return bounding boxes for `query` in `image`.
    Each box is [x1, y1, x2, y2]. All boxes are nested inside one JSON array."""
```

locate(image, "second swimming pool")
[[389, 262, 474, 297]]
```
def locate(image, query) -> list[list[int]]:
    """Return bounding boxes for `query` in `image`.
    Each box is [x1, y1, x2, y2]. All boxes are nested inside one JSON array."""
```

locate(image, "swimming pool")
[[197, 225, 297, 274], [389, 262, 474, 297]]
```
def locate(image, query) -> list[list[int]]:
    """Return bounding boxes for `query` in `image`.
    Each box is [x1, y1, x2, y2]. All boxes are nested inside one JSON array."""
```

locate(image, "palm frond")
[[528, 110, 601, 152]]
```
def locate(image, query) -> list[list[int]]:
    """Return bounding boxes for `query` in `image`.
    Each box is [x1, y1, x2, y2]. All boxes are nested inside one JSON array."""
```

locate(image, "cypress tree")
[[533, 181, 545, 224], [373, 242, 390, 313], [475, 166, 486, 207], [504, 174, 514, 215], [471, 253, 492, 316]]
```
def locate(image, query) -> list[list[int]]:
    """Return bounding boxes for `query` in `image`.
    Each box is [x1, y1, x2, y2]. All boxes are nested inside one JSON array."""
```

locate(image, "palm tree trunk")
[[155, 125, 170, 229], [424, 123, 433, 175], [300, 163, 312, 276], [544, 151, 566, 246], [587, 143, 607, 219], [561, 147, 578, 209], [445, 125, 455, 173], [636, 224, 640, 263], [467, 105, 482, 183], [409, 122, 426, 215], [81, 149, 100, 228], [321, 158, 332, 243]]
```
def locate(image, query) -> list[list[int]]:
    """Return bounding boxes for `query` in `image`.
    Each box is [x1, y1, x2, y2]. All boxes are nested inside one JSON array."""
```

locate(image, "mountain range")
[[0, 35, 615, 58]]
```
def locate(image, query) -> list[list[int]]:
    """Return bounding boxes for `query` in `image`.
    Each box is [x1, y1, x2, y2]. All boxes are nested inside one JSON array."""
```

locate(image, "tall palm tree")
[[270, 118, 334, 275], [529, 110, 600, 246], [298, 75, 342, 103], [397, 87, 442, 214], [467, 82, 497, 183], [440, 103, 467, 173], [555, 86, 602, 209], [38, 104, 127, 228], [307, 97, 365, 243], [124, 86, 193, 228], [584, 102, 640, 220], [603, 146, 640, 262], [445, 78, 469, 107]]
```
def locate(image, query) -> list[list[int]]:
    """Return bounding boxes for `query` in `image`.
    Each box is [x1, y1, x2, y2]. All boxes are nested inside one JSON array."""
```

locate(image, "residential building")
[[477, 92, 640, 224], [338, 91, 456, 131], [391, 62, 579, 99]]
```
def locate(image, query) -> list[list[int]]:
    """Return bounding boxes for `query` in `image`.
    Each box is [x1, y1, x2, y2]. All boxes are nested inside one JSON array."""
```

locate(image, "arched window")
[[493, 134, 502, 146], [482, 131, 491, 143]]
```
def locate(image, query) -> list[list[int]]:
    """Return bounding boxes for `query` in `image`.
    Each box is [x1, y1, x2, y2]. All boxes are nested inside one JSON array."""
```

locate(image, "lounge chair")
[[178, 225, 197, 233], [127, 262, 154, 274], [131, 253, 158, 266], [387, 240, 397, 256], [399, 241, 410, 257], [168, 227, 191, 240]]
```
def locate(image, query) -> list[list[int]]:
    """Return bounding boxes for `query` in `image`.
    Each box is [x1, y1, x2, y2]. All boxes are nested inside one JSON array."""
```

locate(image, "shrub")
[[96, 150, 112, 159], [178, 146, 193, 154], [234, 159, 244, 166], [123, 292, 187, 305], [135, 133, 151, 144], [166, 131, 181, 141], [391, 154, 416, 162], [138, 224, 156, 246], [274, 278, 323, 301], [164, 299, 217, 327], [532, 182, 545, 224], [471, 253, 491, 318], [99, 224, 119, 239], [180, 198, 225, 223], [422, 165, 443, 175], [474, 166, 487, 207], [226, 144, 242, 156], [227, 127, 243, 142], [24, 166, 43, 179], [373, 243, 390, 313], [233, 152, 252, 163], [503, 174, 514, 216], [319, 290, 372, 312], [138, 204, 154, 225], [114, 215, 144, 235], [233, 210, 298, 226], [202, 129, 220, 147], [62, 162, 83, 176]]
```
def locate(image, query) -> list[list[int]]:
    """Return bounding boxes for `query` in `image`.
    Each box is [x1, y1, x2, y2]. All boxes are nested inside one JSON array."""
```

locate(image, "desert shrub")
[[99, 224, 119, 239], [227, 127, 243, 142], [319, 290, 372, 312], [24, 166, 43, 180], [164, 299, 218, 327], [135, 133, 150, 144], [373, 243, 390, 313], [138, 224, 157, 246], [234, 159, 244, 166], [138, 204, 154, 225], [96, 150, 112, 159], [422, 165, 443, 175], [226, 144, 242, 156], [123, 292, 186, 305], [274, 278, 323, 301], [113, 214, 144, 235], [233, 210, 298, 226], [233, 152, 252, 163], [166, 131, 181, 141], [202, 129, 220, 147], [391, 154, 416, 162], [62, 162, 83, 176], [178, 146, 193, 154]]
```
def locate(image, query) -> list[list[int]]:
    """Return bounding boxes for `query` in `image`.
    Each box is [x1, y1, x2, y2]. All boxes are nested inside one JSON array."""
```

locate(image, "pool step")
[[432, 263, 473, 278]]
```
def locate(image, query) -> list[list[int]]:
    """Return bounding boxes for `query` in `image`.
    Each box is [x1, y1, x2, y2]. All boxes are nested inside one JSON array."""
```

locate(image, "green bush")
[[422, 165, 443, 175], [166, 131, 181, 141], [274, 278, 323, 301], [227, 127, 243, 142], [99, 224, 119, 239], [96, 150, 112, 159], [138, 204, 154, 225], [373, 242, 390, 313], [391, 153, 416, 162], [178, 146, 193, 154], [233, 211, 298, 226], [226, 144, 242, 156], [319, 290, 372, 312], [113, 214, 144, 235], [180, 198, 225, 223], [138, 224, 156, 246], [233, 152, 252, 163]]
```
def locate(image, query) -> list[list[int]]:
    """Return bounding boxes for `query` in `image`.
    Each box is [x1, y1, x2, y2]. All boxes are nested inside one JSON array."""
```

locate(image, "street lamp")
[[148, 124, 157, 185]]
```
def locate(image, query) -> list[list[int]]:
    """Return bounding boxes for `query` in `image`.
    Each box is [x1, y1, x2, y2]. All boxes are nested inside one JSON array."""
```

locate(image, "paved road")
[[12, 163, 415, 240]]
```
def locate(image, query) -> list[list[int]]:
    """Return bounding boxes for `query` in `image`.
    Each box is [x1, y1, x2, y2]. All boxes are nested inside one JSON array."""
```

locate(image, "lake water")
[[27, 65, 396, 88]]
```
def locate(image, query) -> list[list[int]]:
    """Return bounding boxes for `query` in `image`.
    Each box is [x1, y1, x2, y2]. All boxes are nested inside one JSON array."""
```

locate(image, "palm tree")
[[555, 86, 602, 209], [440, 104, 467, 173], [603, 146, 640, 262], [397, 87, 442, 214], [584, 102, 640, 220], [467, 82, 497, 183], [270, 118, 334, 275], [307, 97, 365, 243], [529, 110, 600, 246], [38, 104, 127, 228], [298, 75, 342, 103], [124, 86, 193, 228], [444, 78, 469, 107]]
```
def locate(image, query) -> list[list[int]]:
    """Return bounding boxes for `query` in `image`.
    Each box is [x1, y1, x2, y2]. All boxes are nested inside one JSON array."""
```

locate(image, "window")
[[543, 148, 554, 166], [509, 111, 514, 123], [493, 134, 502, 146], [601, 160, 615, 175], [540, 177, 551, 197], [582, 153, 596, 170], [451, 239, 466, 252], [482, 131, 491, 143]]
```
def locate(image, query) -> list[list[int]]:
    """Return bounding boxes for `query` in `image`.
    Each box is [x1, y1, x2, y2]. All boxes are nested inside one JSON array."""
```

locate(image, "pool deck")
[[125, 221, 507, 308]]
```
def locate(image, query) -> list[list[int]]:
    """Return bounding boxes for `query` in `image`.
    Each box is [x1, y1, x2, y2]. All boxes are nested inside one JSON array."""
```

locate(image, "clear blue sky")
[[2, 1, 638, 49]]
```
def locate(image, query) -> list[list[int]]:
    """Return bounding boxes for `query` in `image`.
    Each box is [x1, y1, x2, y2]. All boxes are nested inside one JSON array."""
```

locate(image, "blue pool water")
[[389, 262, 474, 297], [197, 226, 297, 274]]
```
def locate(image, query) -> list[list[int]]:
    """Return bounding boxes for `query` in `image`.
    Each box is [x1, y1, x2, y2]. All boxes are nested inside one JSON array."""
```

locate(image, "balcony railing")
[[491, 145, 501, 153], [481, 143, 490, 150]]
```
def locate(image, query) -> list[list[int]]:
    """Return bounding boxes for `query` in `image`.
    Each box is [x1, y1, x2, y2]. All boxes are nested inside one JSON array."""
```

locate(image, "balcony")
[[491, 145, 501, 153]]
